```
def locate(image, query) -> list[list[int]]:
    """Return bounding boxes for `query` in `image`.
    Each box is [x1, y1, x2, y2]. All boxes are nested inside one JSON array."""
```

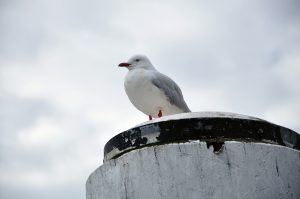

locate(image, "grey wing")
[[151, 72, 191, 112]]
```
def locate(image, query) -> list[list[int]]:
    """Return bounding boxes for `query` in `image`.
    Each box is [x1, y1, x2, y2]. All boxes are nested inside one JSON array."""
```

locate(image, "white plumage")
[[119, 55, 190, 120]]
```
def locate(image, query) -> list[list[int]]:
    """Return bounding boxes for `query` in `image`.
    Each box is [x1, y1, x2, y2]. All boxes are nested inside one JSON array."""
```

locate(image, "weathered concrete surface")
[[86, 141, 300, 199], [104, 112, 300, 162], [87, 113, 300, 198]]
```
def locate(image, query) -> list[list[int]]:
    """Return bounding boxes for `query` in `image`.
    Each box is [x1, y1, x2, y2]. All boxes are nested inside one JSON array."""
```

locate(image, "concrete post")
[[86, 112, 300, 199]]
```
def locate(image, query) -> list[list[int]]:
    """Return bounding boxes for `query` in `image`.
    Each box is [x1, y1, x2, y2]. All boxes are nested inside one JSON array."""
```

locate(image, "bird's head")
[[118, 55, 155, 70]]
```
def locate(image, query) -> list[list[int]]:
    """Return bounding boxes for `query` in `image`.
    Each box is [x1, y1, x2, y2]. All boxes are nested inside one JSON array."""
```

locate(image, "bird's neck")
[[129, 66, 156, 72]]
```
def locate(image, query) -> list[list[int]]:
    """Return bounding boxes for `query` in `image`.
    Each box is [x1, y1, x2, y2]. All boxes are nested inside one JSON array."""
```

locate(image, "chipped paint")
[[87, 142, 300, 199], [104, 112, 299, 161], [87, 112, 300, 198]]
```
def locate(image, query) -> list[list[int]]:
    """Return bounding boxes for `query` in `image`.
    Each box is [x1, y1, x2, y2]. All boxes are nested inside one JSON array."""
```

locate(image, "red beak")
[[118, 63, 130, 67]]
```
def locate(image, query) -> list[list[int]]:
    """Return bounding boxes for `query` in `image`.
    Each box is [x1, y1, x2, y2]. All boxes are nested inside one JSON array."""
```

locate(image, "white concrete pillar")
[[86, 112, 300, 199]]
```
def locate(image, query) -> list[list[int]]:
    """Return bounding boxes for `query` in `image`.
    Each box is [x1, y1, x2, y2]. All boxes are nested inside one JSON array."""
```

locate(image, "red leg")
[[149, 115, 152, 120], [158, 110, 162, 118]]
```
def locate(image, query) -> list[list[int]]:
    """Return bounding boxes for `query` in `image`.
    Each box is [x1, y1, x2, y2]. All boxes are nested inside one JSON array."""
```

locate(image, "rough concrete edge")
[[87, 141, 300, 193], [104, 136, 297, 162], [135, 111, 264, 127]]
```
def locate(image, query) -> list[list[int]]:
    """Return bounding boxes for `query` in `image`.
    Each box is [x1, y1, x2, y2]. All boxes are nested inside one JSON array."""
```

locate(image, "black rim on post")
[[104, 113, 300, 161]]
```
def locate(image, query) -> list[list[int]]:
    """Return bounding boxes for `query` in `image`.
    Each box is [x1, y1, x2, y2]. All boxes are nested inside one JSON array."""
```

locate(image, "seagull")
[[119, 55, 191, 120]]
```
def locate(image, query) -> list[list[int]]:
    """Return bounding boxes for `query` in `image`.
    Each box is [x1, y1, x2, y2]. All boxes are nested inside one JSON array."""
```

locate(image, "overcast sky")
[[1, 0, 300, 198]]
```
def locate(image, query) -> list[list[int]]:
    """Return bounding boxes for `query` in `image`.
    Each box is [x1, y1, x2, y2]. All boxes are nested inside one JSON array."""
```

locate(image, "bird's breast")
[[124, 70, 166, 115], [124, 70, 157, 101]]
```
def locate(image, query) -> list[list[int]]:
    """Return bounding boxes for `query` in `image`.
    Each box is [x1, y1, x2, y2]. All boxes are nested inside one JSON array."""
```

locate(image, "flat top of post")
[[104, 112, 300, 162]]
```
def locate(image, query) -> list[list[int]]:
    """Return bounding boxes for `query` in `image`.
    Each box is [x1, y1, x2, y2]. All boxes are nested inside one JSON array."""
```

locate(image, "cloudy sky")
[[1, 0, 300, 198]]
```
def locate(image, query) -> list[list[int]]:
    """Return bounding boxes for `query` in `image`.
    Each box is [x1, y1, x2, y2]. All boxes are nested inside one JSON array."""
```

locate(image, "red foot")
[[158, 110, 162, 118], [149, 115, 152, 120]]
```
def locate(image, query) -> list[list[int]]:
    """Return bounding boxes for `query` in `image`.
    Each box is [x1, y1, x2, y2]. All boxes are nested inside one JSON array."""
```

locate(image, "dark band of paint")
[[104, 113, 299, 161]]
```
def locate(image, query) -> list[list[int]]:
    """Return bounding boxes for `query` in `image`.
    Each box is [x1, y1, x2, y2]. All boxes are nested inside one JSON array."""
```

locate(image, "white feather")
[[120, 55, 190, 118]]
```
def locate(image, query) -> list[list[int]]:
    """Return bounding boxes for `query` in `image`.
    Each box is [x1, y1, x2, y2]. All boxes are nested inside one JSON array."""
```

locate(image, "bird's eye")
[[135, 59, 140, 62]]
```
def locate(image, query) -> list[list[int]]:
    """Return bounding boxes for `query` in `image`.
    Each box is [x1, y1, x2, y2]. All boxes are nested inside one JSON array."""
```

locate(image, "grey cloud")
[[0, 94, 53, 135], [0, 180, 84, 199], [0, 0, 300, 199], [0, 0, 115, 62], [0, 95, 100, 199], [0, 94, 55, 171]]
